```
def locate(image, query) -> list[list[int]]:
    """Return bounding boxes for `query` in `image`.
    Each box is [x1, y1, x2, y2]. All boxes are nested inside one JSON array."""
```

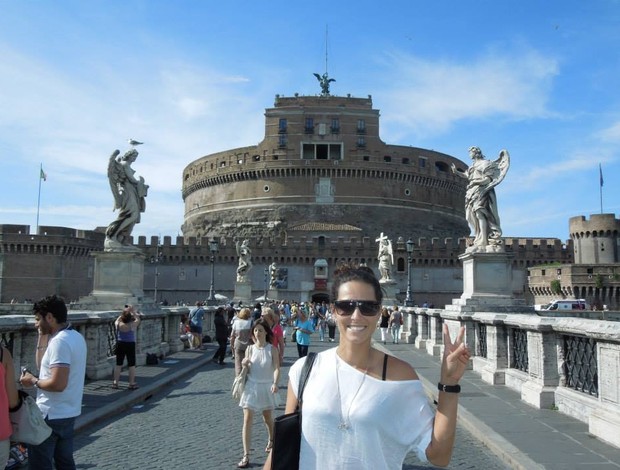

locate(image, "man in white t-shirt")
[[20, 295, 87, 470]]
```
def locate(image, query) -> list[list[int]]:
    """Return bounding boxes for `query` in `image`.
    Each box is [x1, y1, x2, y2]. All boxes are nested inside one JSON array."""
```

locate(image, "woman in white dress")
[[237, 318, 280, 468], [264, 263, 470, 469]]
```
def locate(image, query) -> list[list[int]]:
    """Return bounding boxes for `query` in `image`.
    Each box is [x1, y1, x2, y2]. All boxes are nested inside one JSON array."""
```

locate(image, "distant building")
[[181, 93, 469, 242], [528, 214, 620, 309], [0, 224, 103, 304]]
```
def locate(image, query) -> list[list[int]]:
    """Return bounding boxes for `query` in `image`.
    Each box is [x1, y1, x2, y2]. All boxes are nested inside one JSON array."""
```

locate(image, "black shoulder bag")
[[271, 352, 317, 470]]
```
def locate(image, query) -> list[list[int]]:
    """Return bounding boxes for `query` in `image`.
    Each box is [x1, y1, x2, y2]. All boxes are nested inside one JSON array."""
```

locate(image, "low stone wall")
[[0, 305, 201, 380], [403, 307, 620, 449]]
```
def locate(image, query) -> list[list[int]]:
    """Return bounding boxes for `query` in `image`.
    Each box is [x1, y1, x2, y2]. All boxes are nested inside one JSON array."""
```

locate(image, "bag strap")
[[296, 352, 317, 410]]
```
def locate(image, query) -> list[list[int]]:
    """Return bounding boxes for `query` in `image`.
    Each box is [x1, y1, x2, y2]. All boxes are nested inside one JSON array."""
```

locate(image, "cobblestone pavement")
[[74, 338, 510, 469]]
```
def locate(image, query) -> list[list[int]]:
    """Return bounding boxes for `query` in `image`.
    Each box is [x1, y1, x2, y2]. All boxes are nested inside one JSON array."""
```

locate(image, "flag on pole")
[[40, 167, 47, 181]]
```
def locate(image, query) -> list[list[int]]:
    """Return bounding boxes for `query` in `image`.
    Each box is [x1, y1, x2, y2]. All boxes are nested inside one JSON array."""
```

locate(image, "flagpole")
[[599, 163, 604, 214], [36, 163, 43, 234]]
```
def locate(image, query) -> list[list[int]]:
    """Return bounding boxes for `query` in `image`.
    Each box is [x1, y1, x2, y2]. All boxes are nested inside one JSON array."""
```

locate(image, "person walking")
[[264, 263, 470, 469], [326, 308, 337, 342], [389, 306, 403, 344], [187, 301, 205, 349], [261, 308, 284, 365], [230, 307, 253, 376], [379, 307, 391, 345], [0, 346, 19, 468], [20, 295, 87, 470], [293, 309, 314, 358], [212, 307, 228, 365], [112, 305, 142, 390], [237, 318, 280, 468]]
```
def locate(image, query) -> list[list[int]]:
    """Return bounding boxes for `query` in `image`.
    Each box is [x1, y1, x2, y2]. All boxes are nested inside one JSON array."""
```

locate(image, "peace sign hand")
[[440, 324, 471, 385]]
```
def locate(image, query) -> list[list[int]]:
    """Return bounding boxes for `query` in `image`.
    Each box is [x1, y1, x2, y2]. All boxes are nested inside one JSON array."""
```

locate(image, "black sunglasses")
[[333, 300, 381, 316]]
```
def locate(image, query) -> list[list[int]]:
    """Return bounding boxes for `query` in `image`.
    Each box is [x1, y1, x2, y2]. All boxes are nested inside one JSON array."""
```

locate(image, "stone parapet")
[[405, 308, 620, 449]]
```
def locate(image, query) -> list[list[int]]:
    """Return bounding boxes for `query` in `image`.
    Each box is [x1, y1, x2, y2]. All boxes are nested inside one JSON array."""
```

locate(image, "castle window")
[[402, 157, 410, 164], [278, 135, 287, 148], [219, 161, 226, 168], [404, 189, 411, 196], [419, 157, 427, 168], [357, 119, 366, 134], [302, 143, 342, 160], [279, 118, 287, 133], [305, 118, 314, 134], [357, 137, 366, 148], [263, 185, 270, 192], [363, 155, 370, 161], [253, 155, 261, 162], [331, 118, 340, 134], [435, 161, 449, 172], [384, 156, 392, 163]]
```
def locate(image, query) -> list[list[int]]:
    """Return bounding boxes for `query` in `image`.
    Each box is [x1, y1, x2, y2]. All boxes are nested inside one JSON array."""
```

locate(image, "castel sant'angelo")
[[6, 77, 620, 308]]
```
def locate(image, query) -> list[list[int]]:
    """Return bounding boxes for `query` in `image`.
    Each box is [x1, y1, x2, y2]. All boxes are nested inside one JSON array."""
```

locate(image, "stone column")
[[472, 313, 509, 385], [519, 328, 560, 408]]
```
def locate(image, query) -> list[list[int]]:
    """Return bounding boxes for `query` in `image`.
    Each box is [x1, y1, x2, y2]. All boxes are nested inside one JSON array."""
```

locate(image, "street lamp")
[[263, 266, 269, 302], [208, 239, 219, 302], [150, 240, 163, 304], [405, 238, 414, 307]]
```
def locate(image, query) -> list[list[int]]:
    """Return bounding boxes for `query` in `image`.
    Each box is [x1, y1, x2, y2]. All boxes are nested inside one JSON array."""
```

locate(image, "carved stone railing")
[[403, 307, 620, 449], [0, 305, 217, 380]]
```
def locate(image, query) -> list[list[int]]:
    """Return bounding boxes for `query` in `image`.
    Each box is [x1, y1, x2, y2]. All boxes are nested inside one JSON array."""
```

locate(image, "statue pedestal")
[[268, 289, 279, 301], [380, 281, 399, 307], [447, 251, 531, 312], [234, 281, 252, 305], [74, 251, 146, 310]]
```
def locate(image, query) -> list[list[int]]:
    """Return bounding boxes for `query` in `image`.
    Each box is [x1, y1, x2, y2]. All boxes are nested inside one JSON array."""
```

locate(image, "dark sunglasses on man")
[[333, 300, 381, 316]]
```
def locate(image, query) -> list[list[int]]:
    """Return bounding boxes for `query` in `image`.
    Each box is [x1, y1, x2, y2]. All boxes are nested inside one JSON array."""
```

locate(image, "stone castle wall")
[[570, 214, 620, 264]]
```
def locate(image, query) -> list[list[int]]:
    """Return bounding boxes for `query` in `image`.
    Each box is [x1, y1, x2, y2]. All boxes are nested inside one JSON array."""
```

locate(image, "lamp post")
[[405, 238, 414, 307], [150, 239, 163, 304], [263, 266, 269, 302], [208, 239, 219, 302]]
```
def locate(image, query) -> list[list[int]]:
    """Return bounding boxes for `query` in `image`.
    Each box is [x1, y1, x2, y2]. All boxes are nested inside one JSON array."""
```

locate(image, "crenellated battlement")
[[569, 214, 620, 238], [132, 233, 573, 267]]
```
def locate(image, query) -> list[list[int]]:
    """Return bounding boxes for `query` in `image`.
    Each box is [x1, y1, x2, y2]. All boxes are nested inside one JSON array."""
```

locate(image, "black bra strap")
[[382, 353, 388, 381]]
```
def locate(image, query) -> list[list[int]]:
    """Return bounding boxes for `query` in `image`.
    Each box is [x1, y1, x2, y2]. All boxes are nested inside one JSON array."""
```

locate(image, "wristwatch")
[[437, 382, 460, 393], [34, 379, 40, 388]]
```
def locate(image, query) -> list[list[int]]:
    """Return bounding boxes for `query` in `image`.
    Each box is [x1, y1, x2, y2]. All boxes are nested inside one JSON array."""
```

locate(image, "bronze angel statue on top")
[[104, 148, 149, 251], [313, 72, 335, 96], [451, 147, 510, 253]]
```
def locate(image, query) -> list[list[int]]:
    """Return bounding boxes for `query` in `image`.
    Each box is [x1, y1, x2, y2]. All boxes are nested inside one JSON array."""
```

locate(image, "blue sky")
[[1, 1, 619, 242]]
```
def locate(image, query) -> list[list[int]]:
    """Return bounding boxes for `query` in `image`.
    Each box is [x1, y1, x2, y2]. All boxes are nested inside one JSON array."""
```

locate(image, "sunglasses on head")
[[333, 300, 381, 316]]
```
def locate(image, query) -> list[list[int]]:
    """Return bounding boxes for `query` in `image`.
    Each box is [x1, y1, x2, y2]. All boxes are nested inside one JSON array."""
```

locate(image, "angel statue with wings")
[[376, 233, 394, 282], [313, 72, 335, 96], [235, 238, 253, 282], [104, 148, 149, 251], [451, 146, 510, 253]]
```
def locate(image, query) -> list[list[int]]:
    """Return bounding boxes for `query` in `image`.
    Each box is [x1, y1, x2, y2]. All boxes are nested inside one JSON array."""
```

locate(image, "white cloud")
[[597, 121, 620, 142], [375, 49, 559, 138]]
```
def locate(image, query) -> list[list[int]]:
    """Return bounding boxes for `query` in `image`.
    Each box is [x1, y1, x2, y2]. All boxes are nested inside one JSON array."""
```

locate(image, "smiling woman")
[[264, 263, 471, 470]]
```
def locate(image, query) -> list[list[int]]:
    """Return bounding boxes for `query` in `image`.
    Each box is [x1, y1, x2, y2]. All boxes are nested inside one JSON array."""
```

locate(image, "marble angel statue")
[[451, 147, 510, 253], [105, 148, 149, 251]]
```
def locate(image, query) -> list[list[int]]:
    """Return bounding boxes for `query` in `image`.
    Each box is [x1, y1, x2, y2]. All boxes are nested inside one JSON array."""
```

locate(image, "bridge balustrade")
[[403, 307, 620, 448], [0, 306, 190, 380]]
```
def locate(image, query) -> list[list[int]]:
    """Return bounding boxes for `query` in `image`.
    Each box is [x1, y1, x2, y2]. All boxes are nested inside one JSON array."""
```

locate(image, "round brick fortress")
[[182, 94, 470, 241]]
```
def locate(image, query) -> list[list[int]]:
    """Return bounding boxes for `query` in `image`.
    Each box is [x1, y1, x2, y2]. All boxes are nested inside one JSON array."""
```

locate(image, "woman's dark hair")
[[33, 295, 68, 323], [215, 307, 225, 316], [120, 307, 133, 323], [251, 317, 274, 344], [330, 262, 383, 304]]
